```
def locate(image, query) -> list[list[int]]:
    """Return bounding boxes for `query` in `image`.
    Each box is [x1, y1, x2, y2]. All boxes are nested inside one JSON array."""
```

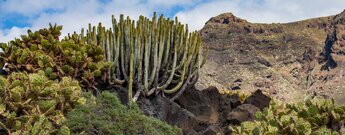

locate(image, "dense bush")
[[0, 24, 110, 92], [231, 97, 345, 135], [64, 91, 181, 135], [0, 71, 85, 134]]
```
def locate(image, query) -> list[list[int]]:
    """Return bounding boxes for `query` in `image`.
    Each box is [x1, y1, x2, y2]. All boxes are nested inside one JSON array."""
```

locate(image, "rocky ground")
[[136, 86, 270, 135], [196, 10, 345, 104]]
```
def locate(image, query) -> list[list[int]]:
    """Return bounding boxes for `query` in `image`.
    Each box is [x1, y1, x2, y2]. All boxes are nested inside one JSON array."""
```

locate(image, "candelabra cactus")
[[82, 13, 208, 102]]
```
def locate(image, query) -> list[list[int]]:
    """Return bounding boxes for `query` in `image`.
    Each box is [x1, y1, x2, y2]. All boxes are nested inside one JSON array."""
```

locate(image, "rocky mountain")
[[196, 11, 345, 103], [309, 11, 345, 104]]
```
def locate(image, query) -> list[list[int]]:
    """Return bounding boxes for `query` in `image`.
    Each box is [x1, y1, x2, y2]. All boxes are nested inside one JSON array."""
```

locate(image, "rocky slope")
[[309, 10, 345, 104], [196, 12, 342, 103]]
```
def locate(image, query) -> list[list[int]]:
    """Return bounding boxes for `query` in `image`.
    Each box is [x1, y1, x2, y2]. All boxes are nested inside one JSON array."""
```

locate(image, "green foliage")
[[83, 12, 208, 102], [0, 71, 85, 134], [0, 24, 110, 91], [64, 91, 181, 135], [231, 98, 345, 135]]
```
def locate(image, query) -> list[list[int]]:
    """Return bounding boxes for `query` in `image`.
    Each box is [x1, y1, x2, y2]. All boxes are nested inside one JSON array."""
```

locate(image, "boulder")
[[138, 95, 198, 134], [219, 94, 241, 124], [176, 86, 221, 124], [166, 103, 198, 134], [135, 86, 274, 134], [244, 90, 271, 110], [201, 125, 224, 135], [226, 104, 260, 125]]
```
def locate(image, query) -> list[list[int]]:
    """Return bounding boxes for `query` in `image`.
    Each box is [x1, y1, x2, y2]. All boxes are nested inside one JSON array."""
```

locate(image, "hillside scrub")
[[64, 91, 182, 135], [231, 97, 345, 135], [0, 71, 85, 134]]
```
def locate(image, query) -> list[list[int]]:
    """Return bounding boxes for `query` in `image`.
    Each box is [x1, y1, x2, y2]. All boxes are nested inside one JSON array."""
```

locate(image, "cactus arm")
[[92, 26, 97, 45], [120, 22, 129, 82], [157, 37, 177, 90], [143, 21, 151, 95], [157, 15, 166, 68], [157, 21, 172, 85], [163, 31, 198, 94], [135, 28, 143, 100], [128, 26, 134, 103], [169, 64, 196, 101], [163, 41, 194, 94], [113, 24, 125, 84], [87, 23, 93, 44], [161, 20, 172, 68], [149, 13, 158, 86], [154, 16, 165, 91], [163, 64, 186, 94], [174, 32, 189, 70], [106, 30, 113, 83], [80, 28, 85, 38]]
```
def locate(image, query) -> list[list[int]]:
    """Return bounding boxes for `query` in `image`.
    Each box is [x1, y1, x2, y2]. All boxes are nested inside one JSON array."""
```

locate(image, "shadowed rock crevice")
[[135, 86, 270, 135], [309, 10, 345, 104]]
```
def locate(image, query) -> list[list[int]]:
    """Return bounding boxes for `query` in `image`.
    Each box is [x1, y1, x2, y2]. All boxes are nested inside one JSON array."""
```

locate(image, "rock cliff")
[[197, 12, 336, 102]]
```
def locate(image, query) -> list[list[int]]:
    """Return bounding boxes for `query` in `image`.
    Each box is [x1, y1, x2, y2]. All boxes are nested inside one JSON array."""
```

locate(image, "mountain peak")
[[333, 10, 345, 24], [205, 12, 247, 25]]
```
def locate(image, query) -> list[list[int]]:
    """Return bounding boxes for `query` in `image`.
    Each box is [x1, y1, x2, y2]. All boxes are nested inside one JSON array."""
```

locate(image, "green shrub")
[[0, 24, 110, 92], [64, 91, 181, 135], [231, 98, 345, 135], [0, 71, 85, 134]]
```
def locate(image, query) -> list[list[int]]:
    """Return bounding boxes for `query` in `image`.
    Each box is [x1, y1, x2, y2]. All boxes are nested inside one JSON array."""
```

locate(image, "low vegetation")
[[64, 91, 181, 135], [0, 71, 84, 134], [0, 24, 110, 92], [231, 97, 345, 135]]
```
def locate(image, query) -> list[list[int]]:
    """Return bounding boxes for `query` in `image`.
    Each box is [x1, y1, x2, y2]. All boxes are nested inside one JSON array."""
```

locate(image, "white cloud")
[[0, 27, 28, 43], [2, 0, 154, 41], [1, 0, 345, 43], [0, 0, 66, 16], [147, 0, 202, 8]]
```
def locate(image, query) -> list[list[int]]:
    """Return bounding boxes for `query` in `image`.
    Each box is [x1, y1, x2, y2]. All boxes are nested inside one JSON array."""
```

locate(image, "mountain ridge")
[[197, 11, 345, 103]]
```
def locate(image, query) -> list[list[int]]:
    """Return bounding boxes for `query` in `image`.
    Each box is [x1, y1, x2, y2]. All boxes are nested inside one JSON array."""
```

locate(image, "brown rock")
[[201, 125, 224, 135], [244, 90, 271, 110], [230, 83, 241, 90], [226, 104, 260, 125], [176, 86, 221, 124], [205, 13, 247, 25], [137, 95, 197, 134], [197, 11, 333, 103], [166, 104, 198, 134]]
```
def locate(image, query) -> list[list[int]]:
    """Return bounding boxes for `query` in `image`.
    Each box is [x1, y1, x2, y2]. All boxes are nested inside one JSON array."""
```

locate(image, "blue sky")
[[1, 0, 345, 42]]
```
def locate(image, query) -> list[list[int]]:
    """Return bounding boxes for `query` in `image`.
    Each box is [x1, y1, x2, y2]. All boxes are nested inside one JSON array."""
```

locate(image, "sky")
[[1, 0, 345, 43]]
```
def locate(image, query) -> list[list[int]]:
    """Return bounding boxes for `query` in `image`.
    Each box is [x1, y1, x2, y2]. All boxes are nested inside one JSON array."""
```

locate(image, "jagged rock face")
[[308, 10, 345, 104], [197, 12, 333, 102], [322, 10, 345, 69], [226, 104, 260, 124]]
